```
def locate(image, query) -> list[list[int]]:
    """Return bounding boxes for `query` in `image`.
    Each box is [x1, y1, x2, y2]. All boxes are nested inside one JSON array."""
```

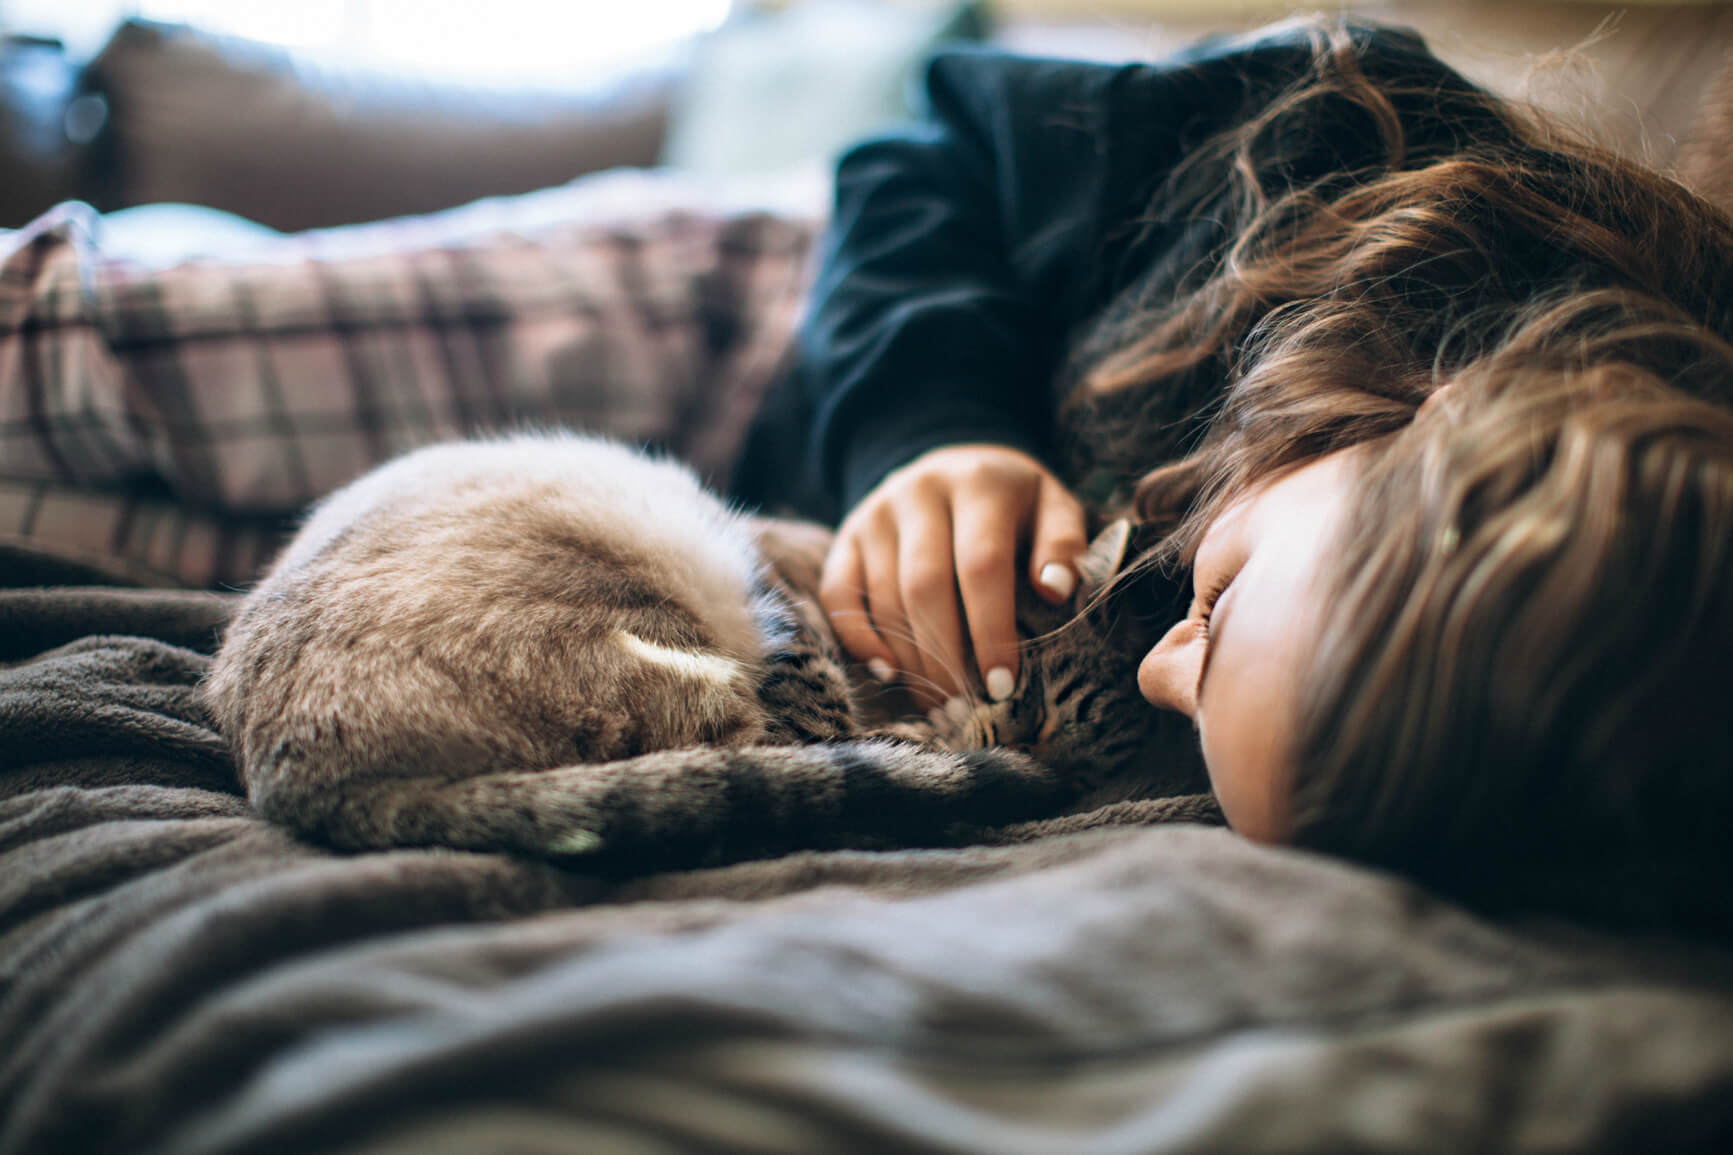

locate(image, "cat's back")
[[279, 435, 761, 630], [206, 434, 773, 798]]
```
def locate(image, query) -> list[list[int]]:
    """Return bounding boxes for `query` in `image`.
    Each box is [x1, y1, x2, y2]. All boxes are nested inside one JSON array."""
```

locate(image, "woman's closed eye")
[[1190, 562, 1246, 706], [1193, 566, 1240, 639], [1186, 503, 1252, 642]]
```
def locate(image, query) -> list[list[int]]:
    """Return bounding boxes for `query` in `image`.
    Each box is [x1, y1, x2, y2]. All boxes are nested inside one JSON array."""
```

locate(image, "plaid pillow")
[[0, 175, 819, 587]]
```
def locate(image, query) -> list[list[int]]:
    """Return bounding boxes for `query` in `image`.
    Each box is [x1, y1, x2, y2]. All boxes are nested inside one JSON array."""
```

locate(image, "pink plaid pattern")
[[0, 178, 818, 587]]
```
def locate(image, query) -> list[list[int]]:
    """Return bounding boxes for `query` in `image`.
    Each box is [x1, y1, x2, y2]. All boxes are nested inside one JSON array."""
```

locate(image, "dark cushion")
[[82, 20, 677, 231]]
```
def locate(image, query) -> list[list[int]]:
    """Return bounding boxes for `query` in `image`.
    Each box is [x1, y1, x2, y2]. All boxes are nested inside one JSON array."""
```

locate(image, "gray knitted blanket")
[[3, 543, 1731, 1155]]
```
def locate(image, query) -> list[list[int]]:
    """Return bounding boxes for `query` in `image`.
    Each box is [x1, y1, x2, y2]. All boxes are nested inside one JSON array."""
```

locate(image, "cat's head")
[[930, 520, 1209, 803]]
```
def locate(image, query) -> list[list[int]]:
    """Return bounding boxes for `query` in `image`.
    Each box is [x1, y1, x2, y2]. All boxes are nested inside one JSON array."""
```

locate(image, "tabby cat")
[[203, 433, 1201, 866]]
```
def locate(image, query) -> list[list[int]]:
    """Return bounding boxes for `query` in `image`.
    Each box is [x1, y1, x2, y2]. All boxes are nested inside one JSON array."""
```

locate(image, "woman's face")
[[1138, 449, 1361, 842]]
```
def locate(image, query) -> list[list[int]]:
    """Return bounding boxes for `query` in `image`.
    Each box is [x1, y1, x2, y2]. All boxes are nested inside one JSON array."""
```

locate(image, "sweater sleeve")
[[797, 49, 1132, 512]]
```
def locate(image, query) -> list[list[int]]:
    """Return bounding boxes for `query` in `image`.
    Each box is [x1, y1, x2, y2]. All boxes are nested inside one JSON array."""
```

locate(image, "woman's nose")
[[1139, 618, 1203, 719]]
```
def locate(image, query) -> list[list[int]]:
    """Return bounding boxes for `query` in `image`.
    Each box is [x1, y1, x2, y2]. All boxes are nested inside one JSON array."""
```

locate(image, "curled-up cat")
[[203, 432, 1203, 866]]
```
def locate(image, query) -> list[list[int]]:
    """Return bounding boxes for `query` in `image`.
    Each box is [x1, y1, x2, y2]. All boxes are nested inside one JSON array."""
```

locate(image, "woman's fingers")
[[855, 519, 924, 683], [819, 528, 897, 682], [823, 444, 1092, 705], [951, 488, 1022, 700], [897, 496, 969, 703], [1029, 476, 1089, 603]]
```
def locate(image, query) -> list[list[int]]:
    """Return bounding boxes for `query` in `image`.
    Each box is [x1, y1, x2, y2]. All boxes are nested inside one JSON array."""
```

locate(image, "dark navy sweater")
[[734, 23, 1500, 519]]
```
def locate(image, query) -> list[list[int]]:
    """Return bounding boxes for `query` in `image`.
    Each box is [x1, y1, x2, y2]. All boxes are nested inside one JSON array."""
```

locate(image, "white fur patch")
[[547, 828, 604, 856], [615, 631, 743, 687]]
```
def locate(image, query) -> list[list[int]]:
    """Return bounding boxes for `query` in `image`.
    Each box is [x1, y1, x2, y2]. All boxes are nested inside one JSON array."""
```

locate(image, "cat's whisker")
[[893, 669, 950, 700], [865, 624, 984, 704]]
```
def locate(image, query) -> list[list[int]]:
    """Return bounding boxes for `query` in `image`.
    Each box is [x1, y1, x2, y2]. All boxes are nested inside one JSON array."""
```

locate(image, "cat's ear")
[[1074, 519, 1132, 598]]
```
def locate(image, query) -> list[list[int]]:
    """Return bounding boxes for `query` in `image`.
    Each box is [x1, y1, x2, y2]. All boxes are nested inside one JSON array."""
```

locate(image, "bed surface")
[[3, 550, 1732, 1154]]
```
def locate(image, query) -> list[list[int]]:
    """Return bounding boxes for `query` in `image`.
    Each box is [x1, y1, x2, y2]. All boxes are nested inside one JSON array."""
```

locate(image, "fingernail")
[[867, 657, 896, 683], [985, 666, 1015, 702], [1039, 562, 1076, 599]]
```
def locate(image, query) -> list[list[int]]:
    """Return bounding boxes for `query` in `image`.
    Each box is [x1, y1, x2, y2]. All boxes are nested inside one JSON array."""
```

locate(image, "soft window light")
[[129, 0, 732, 80]]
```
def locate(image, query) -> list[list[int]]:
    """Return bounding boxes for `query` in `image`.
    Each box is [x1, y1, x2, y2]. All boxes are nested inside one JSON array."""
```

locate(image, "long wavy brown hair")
[[1070, 18, 1733, 554], [1295, 370, 1733, 931], [1076, 18, 1733, 928]]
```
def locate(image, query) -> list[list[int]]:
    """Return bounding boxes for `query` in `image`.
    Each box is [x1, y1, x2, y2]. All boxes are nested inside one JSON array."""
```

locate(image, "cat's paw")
[[865, 719, 948, 750], [926, 695, 996, 751], [869, 695, 996, 751]]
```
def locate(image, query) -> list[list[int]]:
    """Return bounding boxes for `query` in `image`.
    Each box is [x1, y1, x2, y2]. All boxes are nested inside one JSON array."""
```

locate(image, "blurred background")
[[2, 0, 1729, 233]]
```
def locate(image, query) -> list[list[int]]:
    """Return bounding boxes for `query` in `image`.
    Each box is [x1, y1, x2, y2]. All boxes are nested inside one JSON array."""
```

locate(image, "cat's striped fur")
[[204, 433, 1201, 867]]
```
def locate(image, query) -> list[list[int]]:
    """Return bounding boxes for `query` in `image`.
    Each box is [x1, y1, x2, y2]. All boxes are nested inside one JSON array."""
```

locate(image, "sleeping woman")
[[749, 16, 1733, 929]]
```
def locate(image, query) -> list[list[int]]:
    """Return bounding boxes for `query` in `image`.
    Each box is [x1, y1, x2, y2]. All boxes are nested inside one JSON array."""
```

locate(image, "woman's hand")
[[820, 444, 1088, 705]]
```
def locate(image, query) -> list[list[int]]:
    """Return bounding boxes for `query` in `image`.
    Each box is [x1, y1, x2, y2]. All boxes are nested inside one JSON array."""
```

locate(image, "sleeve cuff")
[[834, 400, 1047, 514]]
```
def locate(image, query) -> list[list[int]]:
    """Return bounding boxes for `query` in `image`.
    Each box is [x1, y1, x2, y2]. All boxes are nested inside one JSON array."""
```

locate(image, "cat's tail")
[[252, 739, 1071, 867]]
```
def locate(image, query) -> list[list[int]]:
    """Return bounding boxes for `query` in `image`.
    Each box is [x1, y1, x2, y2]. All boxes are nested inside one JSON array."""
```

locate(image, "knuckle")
[[961, 458, 1016, 490], [905, 472, 952, 505], [957, 545, 1012, 585], [862, 503, 900, 536], [838, 500, 879, 532], [903, 564, 954, 604]]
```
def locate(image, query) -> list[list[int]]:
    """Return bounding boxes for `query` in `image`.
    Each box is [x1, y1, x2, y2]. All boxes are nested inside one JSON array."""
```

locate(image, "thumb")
[[1028, 478, 1088, 603]]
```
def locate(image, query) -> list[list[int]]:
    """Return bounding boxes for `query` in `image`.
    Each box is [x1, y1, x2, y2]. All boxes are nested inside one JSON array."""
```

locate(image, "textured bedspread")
[[4, 546, 1733, 1155]]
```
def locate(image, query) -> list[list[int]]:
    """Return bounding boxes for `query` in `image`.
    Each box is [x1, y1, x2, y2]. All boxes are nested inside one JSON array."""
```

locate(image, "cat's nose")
[[1138, 619, 1201, 719]]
